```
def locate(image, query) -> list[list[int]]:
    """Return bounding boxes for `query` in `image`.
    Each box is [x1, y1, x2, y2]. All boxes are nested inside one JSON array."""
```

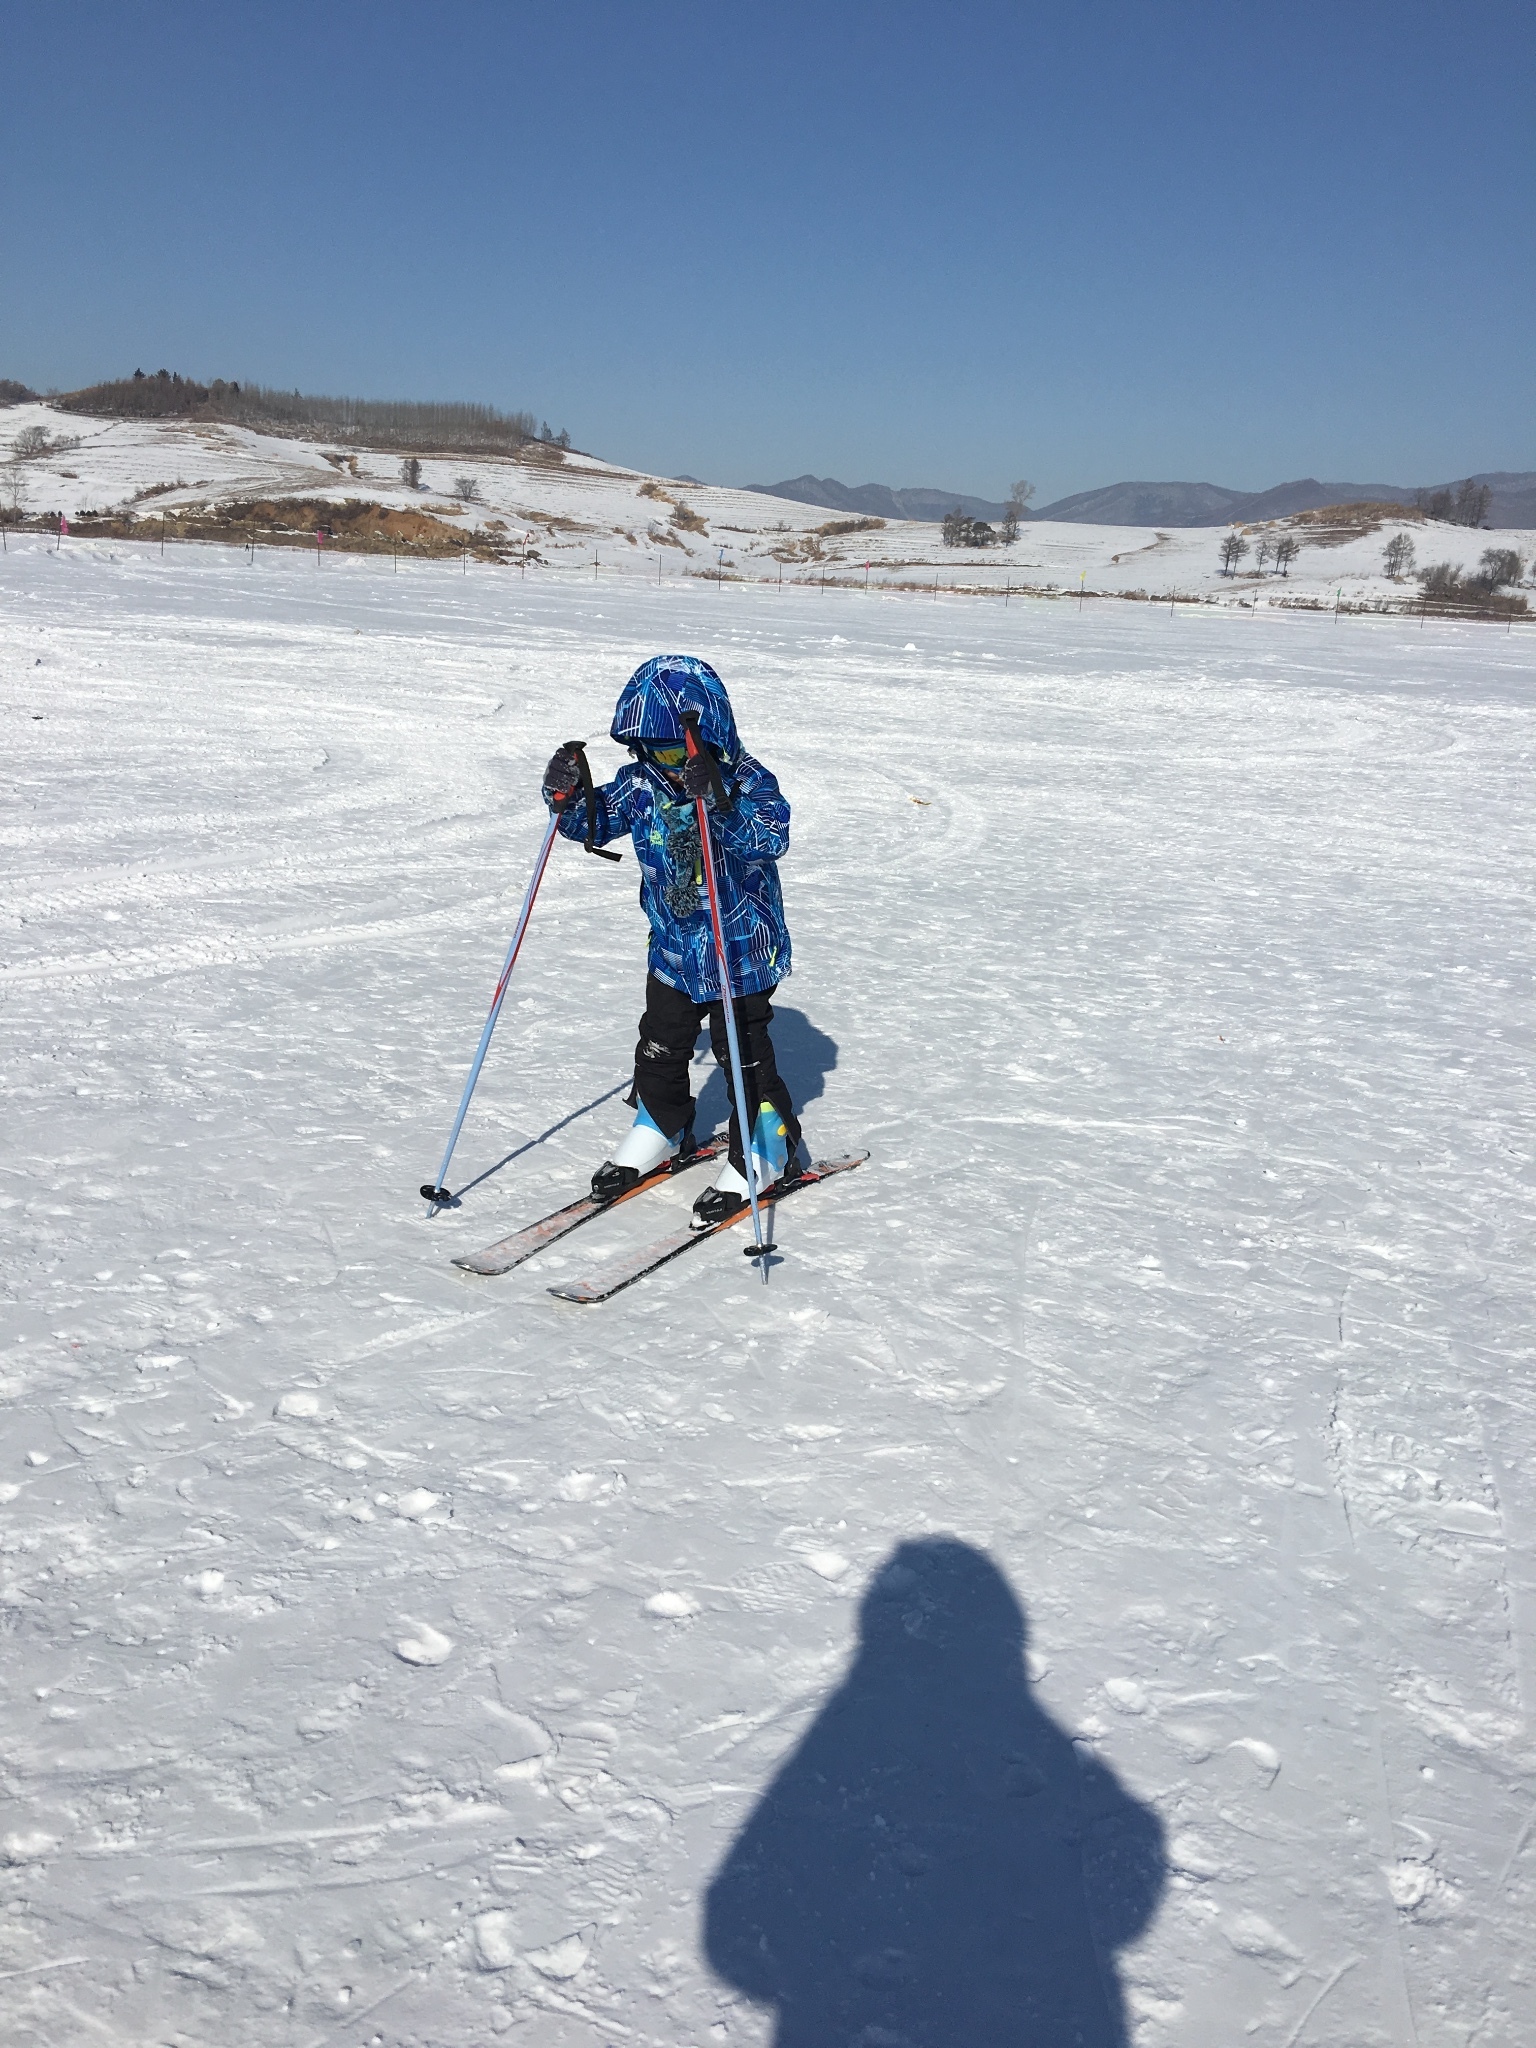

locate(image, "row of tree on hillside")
[[942, 481, 1034, 547], [45, 370, 571, 456], [1218, 532, 1300, 576], [1219, 522, 1527, 601], [1383, 532, 1527, 588], [1414, 479, 1491, 526], [1415, 548, 1527, 606]]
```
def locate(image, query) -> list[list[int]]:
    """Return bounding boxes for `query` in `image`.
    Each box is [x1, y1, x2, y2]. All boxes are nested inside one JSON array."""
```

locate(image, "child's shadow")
[[693, 1006, 837, 1154]]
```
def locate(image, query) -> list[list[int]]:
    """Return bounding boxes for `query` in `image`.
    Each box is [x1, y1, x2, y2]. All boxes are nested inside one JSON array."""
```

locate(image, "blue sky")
[[3, 0, 1531, 502]]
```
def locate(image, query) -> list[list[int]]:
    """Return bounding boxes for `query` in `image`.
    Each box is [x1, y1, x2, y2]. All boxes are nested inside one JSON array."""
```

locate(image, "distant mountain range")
[[742, 475, 1015, 525], [745, 471, 1536, 529]]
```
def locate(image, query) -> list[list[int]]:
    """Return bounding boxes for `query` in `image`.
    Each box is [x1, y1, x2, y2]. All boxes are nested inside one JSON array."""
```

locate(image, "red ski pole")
[[681, 711, 775, 1268]]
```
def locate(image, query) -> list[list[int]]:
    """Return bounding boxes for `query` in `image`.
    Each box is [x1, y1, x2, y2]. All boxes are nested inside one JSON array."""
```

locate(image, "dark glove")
[[679, 751, 716, 800], [542, 743, 583, 805]]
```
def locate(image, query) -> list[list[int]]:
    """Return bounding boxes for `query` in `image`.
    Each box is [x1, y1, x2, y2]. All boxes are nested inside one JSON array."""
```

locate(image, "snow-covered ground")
[[3, 533, 1535, 2047], [4, 399, 1528, 610]]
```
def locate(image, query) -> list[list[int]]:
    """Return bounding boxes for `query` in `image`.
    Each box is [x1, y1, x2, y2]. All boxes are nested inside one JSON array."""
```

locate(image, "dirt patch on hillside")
[[64, 496, 523, 560], [770, 533, 828, 563], [816, 515, 885, 537], [635, 479, 707, 535], [1272, 501, 1425, 545]]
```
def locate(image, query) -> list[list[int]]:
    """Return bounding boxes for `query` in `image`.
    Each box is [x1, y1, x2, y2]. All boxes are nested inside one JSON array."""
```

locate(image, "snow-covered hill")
[[3, 401, 1527, 613], [2, 531, 1533, 2045]]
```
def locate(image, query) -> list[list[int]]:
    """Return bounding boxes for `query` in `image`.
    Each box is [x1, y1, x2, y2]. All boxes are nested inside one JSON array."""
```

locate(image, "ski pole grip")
[[548, 740, 583, 813], [680, 711, 730, 808], [562, 738, 622, 861]]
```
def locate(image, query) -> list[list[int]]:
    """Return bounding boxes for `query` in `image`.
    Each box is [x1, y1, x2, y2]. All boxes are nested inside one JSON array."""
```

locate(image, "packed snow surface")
[[3, 533, 1535, 2046]]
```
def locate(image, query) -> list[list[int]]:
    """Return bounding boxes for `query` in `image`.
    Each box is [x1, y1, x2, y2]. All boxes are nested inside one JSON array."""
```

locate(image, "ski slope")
[[3, 533, 1534, 2047], [4, 397, 1527, 611]]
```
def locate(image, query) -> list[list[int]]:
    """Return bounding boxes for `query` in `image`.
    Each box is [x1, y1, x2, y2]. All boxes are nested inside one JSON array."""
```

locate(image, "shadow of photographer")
[[705, 1537, 1166, 2047]]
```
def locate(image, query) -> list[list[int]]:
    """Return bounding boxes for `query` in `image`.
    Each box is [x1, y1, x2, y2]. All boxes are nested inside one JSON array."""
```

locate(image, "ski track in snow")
[[2, 534, 1534, 2045]]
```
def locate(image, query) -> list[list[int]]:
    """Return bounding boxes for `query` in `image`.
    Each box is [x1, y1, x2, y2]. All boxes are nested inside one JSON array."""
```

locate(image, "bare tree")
[[453, 474, 483, 503], [1256, 536, 1274, 574], [1219, 531, 1249, 575], [400, 456, 422, 489], [1453, 479, 1491, 528], [1418, 562, 1465, 602], [999, 478, 1034, 546], [0, 462, 27, 517], [1477, 547, 1524, 590], [1273, 535, 1300, 577], [1383, 532, 1416, 580], [942, 506, 968, 548], [12, 423, 52, 460]]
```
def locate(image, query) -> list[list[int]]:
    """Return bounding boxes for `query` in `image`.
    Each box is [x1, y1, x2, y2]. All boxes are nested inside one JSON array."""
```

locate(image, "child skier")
[[542, 654, 800, 1228]]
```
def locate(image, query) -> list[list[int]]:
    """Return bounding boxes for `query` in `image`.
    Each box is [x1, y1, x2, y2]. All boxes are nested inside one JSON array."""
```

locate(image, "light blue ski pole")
[[419, 810, 561, 1206]]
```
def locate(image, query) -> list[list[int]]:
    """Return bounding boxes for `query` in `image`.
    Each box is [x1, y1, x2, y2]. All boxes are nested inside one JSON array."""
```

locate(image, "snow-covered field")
[[4, 399, 1528, 611], [3, 533, 1534, 2047]]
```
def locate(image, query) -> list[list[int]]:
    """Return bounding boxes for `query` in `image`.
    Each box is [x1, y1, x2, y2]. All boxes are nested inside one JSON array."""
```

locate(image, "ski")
[[546, 1152, 869, 1303], [452, 1135, 726, 1277]]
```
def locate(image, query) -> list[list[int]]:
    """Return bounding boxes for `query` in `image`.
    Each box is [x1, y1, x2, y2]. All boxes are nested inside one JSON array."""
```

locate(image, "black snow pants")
[[630, 973, 801, 1176]]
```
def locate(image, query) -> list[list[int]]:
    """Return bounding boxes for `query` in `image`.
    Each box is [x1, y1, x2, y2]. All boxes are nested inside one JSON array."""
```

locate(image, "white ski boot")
[[692, 1103, 791, 1228], [591, 1105, 682, 1203]]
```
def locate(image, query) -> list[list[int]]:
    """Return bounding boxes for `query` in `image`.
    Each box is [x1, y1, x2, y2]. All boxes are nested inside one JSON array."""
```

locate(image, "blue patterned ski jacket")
[[551, 656, 792, 1001]]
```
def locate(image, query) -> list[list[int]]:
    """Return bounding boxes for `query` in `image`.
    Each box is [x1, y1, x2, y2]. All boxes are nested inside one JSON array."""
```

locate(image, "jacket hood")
[[611, 655, 740, 759]]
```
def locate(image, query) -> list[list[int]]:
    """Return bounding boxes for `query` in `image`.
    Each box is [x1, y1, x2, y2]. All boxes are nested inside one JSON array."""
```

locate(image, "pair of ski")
[[453, 1138, 867, 1302]]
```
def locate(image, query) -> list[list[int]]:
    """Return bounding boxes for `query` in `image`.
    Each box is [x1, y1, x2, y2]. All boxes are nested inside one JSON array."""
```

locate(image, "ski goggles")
[[641, 741, 689, 769]]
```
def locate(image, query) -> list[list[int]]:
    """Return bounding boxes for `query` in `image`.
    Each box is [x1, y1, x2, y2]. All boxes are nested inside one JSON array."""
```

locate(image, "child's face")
[[643, 741, 689, 789]]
